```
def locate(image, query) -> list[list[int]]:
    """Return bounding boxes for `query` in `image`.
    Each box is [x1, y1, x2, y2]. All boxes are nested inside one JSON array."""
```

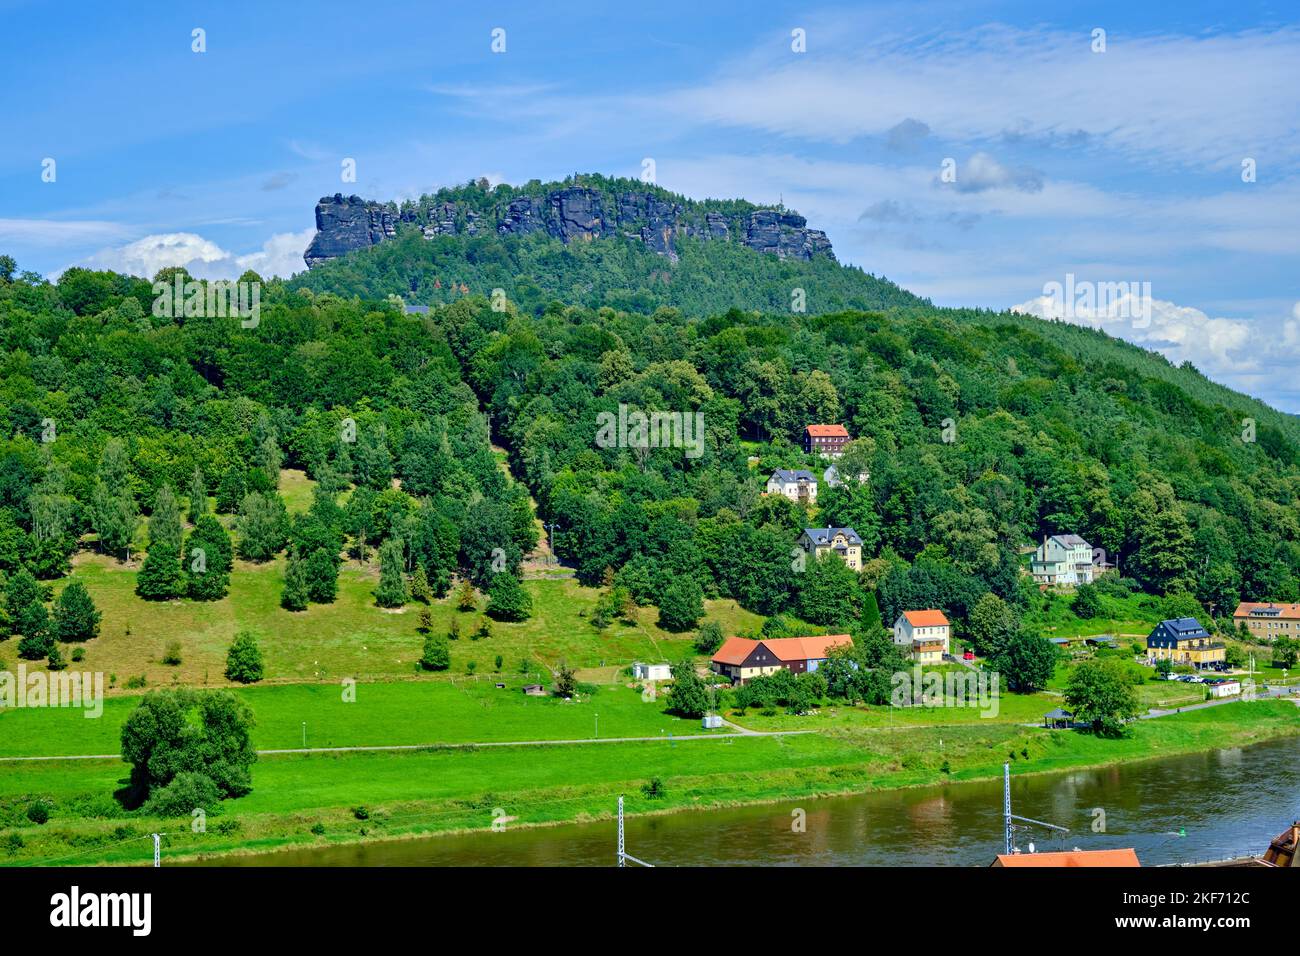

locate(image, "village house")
[[1030, 534, 1096, 586], [892, 609, 951, 664], [1232, 601, 1300, 642], [765, 468, 818, 504], [797, 526, 863, 571], [823, 463, 869, 488], [803, 424, 850, 458], [1146, 618, 1226, 670], [710, 634, 853, 685]]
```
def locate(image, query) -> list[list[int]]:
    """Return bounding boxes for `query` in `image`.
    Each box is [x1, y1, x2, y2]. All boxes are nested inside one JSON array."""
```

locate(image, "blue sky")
[[1, 0, 1298, 408]]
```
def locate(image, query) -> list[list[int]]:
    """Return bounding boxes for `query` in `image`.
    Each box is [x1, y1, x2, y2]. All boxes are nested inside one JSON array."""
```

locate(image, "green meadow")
[[0, 680, 716, 759], [2, 700, 1296, 866]]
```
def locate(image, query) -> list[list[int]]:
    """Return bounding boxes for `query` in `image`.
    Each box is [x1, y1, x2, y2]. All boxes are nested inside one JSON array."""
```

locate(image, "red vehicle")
[[963, 650, 975, 661]]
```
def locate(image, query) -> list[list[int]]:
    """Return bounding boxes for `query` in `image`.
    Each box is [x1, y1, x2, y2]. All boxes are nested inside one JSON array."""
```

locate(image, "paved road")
[[0, 728, 812, 763]]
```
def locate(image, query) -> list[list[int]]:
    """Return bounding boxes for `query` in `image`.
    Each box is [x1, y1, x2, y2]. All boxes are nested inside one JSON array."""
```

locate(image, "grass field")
[[1021, 587, 1164, 639], [0, 680, 716, 758], [2, 699, 1296, 866], [0, 554, 765, 691]]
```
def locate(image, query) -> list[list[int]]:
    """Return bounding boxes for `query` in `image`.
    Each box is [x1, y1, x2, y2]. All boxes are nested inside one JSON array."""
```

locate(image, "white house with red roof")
[[710, 634, 853, 685], [893, 610, 951, 664]]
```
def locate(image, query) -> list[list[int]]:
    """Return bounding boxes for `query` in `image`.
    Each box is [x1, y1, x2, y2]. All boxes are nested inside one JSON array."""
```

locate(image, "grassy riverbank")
[[2, 699, 1297, 866]]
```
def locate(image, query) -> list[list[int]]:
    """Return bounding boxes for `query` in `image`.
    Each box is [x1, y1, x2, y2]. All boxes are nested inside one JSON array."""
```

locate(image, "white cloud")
[[655, 25, 1300, 169], [0, 219, 127, 247], [72, 229, 313, 281], [1012, 291, 1257, 375]]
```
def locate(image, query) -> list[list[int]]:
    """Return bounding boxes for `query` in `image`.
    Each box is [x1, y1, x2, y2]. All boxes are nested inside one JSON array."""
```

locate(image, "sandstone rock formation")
[[303, 181, 835, 268]]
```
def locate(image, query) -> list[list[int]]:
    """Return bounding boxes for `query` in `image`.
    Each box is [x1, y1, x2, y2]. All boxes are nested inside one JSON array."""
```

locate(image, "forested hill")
[[290, 174, 926, 316], [1, 257, 1297, 643]]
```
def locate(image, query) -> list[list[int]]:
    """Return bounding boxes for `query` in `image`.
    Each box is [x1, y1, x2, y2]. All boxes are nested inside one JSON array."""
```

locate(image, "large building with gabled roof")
[[710, 634, 853, 685]]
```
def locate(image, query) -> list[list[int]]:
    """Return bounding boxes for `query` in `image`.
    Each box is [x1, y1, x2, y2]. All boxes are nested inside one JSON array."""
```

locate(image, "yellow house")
[[1233, 602, 1300, 641], [1147, 618, 1226, 670]]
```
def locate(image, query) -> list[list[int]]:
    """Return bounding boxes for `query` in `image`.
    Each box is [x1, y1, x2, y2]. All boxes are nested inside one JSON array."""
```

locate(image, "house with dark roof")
[[1030, 534, 1096, 586], [1147, 617, 1226, 670], [803, 424, 849, 458], [765, 468, 818, 504], [797, 526, 863, 571], [710, 634, 853, 685]]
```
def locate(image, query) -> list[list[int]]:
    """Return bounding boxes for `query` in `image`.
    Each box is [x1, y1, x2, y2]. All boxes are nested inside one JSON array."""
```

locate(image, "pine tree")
[[8, 569, 51, 657], [486, 572, 532, 622], [185, 514, 232, 601], [374, 538, 409, 608], [215, 465, 246, 514], [188, 466, 208, 520], [417, 607, 434, 634], [53, 579, 101, 642], [281, 552, 310, 611], [136, 548, 185, 599], [410, 564, 432, 603]]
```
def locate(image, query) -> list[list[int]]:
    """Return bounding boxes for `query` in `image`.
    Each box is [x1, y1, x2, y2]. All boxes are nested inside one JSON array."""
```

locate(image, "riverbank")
[[3, 699, 1297, 866]]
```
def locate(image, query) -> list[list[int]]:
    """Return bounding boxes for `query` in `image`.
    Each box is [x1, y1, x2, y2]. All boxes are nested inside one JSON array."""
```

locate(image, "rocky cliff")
[[303, 180, 834, 269]]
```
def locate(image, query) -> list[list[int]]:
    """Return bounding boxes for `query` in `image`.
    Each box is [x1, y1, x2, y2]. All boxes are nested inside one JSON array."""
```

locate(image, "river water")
[[211, 738, 1300, 866]]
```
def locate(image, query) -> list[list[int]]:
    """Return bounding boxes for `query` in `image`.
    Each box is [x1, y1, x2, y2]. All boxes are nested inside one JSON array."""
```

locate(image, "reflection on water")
[[207, 738, 1300, 867]]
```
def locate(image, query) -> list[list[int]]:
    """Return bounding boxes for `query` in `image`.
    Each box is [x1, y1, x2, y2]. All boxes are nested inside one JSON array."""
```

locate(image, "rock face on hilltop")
[[303, 195, 400, 268], [302, 181, 835, 269]]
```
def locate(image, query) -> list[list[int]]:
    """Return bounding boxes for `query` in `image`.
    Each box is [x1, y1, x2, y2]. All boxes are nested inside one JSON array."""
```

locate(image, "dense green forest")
[[1, 233, 1298, 670]]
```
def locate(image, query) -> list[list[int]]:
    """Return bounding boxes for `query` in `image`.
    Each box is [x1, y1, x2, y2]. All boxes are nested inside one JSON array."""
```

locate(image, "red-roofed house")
[[710, 634, 853, 685], [893, 610, 951, 664], [991, 848, 1140, 868], [1232, 601, 1300, 642], [803, 424, 850, 458]]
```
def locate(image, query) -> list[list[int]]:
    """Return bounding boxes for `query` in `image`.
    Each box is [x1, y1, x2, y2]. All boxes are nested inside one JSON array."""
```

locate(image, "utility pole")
[[1003, 762, 1069, 854], [152, 833, 161, 868], [1003, 764, 1013, 855], [616, 795, 654, 867]]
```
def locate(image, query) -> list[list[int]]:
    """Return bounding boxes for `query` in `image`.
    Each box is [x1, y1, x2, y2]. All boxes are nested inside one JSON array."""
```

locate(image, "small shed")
[[632, 662, 672, 682], [701, 714, 724, 729], [523, 684, 546, 697], [1043, 708, 1074, 729]]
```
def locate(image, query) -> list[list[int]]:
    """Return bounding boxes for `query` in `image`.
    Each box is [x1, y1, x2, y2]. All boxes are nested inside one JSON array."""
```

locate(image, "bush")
[[641, 777, 666, 799], [693, 620, 725, 655], [162, 641, 183, 666], [145, 772, 221, 817], [420, 634, 450, 671], [26, 801, 50, 825], [224, 631, 265, 684]]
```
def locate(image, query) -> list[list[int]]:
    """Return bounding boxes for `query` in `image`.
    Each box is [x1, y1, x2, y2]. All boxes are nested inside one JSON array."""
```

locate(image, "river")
[[209, 738, 1300, 866]]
